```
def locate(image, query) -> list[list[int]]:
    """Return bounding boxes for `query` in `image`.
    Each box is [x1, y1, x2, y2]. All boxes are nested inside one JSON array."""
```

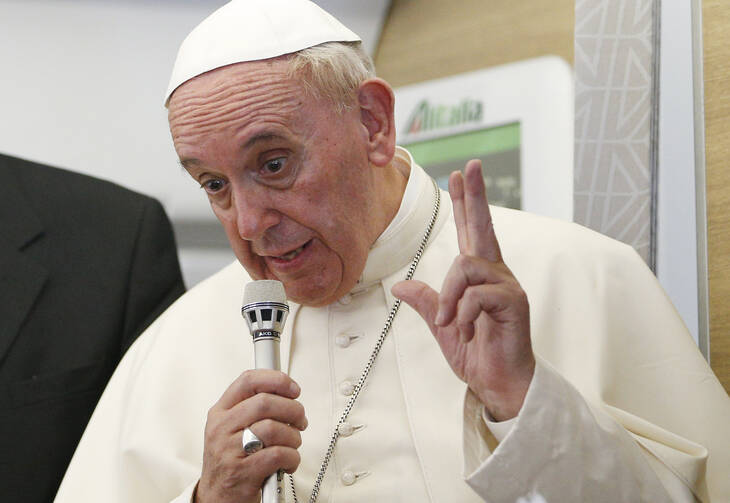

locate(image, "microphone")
[[242, 280, 290, 503]]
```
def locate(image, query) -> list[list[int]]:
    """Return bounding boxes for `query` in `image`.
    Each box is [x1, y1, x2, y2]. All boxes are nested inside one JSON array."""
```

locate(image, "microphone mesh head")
[[243, 280, 287, 306]]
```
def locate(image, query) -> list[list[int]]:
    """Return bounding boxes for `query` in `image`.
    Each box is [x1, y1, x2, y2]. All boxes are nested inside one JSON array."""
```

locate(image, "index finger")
[[217, 369, 301, 410], [463, 160, 502, 262]]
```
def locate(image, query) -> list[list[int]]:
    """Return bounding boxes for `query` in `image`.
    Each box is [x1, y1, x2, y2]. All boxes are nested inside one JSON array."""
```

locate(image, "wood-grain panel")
[[373, 0, 574, 86], [704, 0, 730, 393]]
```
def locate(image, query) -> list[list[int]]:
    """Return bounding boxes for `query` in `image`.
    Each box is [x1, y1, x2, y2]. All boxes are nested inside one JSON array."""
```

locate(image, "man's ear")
[[357, 78, 396, 167]]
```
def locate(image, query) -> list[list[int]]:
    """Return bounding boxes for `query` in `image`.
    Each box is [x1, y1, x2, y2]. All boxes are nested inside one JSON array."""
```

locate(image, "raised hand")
[[392, 159, 535, 421], [195, 369, 308, 503]]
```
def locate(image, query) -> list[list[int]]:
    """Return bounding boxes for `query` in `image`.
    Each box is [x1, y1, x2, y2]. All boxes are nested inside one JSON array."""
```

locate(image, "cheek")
[[213, 207, 239, 247], [216, 210, 267, 279], [321, 226, 370, 289]]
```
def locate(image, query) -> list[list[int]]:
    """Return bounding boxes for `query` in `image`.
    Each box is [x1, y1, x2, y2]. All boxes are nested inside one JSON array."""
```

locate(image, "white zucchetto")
[[164, 0, 361, 106]]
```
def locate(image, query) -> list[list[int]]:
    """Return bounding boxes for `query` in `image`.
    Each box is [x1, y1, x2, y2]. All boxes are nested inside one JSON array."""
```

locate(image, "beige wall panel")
[[573, 0, 656, 265], [704, 0, 730, 393], [374, 0, 574, 86]]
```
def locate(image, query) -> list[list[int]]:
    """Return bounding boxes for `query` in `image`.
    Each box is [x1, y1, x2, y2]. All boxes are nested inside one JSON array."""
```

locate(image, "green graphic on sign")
[[403, 122, 522, 209]]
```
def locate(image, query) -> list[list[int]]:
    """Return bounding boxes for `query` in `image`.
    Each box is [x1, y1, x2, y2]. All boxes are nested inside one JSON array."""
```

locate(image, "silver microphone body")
[[254, 335, 281, 371], [242, 281, 290, 503]]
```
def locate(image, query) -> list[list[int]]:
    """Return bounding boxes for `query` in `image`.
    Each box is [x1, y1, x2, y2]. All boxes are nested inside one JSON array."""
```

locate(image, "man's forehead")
[[170, 60, 291, 105], [167, 63, 310, 141], [168, 64, 307, 161]]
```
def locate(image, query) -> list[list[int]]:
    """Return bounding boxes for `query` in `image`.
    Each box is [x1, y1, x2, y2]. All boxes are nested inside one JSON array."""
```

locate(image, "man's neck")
[[371, 155, 409, 243]]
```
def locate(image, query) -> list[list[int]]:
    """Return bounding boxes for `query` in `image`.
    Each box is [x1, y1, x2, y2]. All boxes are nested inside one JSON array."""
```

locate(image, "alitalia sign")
[[404, 98, 483, 135]]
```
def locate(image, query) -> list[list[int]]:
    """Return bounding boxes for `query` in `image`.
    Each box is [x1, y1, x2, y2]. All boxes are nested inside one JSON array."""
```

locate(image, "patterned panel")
[[574, 0, 659, 266]]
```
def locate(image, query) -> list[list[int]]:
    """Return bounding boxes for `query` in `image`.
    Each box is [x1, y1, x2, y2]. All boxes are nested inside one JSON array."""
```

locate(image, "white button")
[[338, 422, 354, 437], [341, 470, 356, 486], [339, 380, 355, 396], [335, 334, 351, 348], [338, 294, 352, 305]]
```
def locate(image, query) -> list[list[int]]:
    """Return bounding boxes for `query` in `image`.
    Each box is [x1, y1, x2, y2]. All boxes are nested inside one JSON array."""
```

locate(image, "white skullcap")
[[164, 0, 361, 106]]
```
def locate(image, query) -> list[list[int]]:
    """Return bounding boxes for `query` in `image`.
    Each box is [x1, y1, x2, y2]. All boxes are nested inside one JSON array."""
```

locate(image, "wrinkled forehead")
[[168, 58, 294, 111], [167, 60, 315, 157], [167, 60, 310, 140]]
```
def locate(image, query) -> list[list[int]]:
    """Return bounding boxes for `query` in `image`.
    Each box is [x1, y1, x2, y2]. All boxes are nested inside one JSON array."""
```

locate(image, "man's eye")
[[201, 179, 226, 193], [263, 158, 285, 174]]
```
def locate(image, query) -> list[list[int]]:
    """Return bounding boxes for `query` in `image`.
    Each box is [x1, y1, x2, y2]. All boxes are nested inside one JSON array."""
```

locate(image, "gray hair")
[[286, 41, 376, 113]]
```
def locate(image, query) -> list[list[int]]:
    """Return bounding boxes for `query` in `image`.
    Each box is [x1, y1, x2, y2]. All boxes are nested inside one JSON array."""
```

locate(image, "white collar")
[[354, 147, 437, 292]]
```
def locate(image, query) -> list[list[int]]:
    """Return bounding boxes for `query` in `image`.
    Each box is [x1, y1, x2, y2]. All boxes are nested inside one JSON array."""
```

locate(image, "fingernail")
[[290, 382, 301, 395]]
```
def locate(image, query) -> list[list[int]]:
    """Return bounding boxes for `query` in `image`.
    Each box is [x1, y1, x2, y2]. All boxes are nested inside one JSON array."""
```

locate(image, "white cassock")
[[55, 148, 730, 502]]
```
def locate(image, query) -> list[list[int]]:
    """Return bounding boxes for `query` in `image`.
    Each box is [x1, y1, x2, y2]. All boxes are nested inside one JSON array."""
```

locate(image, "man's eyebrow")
[[244, 132, 287, 149], [177, 133, 287, 171], [178, 158, 200, 171]]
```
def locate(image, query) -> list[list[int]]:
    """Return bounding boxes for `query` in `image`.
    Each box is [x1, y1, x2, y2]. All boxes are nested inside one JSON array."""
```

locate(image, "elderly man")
[[56, 1, 730, 502]]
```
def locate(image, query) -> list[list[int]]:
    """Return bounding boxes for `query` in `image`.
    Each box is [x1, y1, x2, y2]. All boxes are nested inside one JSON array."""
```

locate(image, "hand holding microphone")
[[195, 280, 306, 503], [242, 280, 291, 503]]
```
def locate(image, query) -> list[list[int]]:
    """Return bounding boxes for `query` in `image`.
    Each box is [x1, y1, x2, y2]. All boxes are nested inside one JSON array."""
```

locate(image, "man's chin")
[[237, 255, 355, 306], [278, 276, 358, 307], [281, 284, 338, 307]]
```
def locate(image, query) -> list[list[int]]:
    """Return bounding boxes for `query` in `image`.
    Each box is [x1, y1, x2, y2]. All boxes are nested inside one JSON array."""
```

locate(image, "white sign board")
[[393, 56, 574, 221]]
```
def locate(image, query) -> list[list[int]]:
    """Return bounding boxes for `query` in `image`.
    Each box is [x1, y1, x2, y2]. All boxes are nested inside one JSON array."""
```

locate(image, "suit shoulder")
[[2, 153, 167, 229], [2, 153, 158, 213]]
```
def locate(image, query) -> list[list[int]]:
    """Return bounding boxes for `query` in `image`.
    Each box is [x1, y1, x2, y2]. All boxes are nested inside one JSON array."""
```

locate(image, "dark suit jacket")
[[0, 154, 186, 502]]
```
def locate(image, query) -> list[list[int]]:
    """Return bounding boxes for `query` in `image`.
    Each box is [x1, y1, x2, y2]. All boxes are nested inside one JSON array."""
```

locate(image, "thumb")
[[391, 280, 439, 332]]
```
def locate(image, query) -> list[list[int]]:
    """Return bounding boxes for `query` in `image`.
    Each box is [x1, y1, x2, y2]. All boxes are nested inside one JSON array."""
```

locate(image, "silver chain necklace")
[[288, 180, 441, 503]]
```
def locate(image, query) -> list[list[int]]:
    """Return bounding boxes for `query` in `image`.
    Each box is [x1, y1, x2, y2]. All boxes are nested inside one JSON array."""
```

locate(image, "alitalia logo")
[[405, 98, 483, 134]]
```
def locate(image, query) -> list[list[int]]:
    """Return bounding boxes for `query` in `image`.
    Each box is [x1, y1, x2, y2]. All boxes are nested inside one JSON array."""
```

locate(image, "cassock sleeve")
[[463, 359, 697, 502], [460, 223, 730, 503]]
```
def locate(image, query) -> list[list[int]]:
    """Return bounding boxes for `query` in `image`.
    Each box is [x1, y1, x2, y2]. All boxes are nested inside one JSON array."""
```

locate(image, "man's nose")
[[232, 186, 280, 241]]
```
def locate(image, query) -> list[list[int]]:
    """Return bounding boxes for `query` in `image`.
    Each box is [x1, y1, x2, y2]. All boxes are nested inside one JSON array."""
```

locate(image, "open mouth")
[[274, 240, 312, 262]]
